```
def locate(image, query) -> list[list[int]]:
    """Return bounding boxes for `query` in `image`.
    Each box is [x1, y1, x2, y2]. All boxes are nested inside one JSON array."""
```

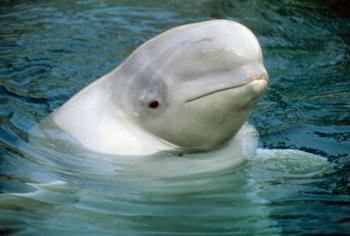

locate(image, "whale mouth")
[[185, 74, 268, 103]]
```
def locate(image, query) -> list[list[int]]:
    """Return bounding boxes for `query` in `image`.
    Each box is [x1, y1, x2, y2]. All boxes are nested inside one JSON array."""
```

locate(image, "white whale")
[[52, 20, 268, 155]]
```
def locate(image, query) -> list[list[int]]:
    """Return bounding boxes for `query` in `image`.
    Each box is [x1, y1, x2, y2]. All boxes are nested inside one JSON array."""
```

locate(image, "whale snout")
[[183, 63, 268, 104], [252, 71, 268, 82], [244, 69, 268, 102]]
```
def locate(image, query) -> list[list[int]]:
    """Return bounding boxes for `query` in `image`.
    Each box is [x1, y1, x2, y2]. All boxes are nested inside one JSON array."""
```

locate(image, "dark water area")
[[0, 0, 349, 235]]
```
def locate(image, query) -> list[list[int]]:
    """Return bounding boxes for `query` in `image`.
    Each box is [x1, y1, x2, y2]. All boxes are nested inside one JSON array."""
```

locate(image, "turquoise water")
[[1, 0, 349, 235]]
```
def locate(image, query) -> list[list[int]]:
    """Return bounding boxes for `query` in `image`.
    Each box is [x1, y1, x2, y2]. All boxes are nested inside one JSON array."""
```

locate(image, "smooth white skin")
[[52, 20, 268, 155]]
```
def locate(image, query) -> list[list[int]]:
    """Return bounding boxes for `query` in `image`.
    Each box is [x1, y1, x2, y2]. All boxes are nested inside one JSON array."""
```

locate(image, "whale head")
[[112, 20, 268, 150]]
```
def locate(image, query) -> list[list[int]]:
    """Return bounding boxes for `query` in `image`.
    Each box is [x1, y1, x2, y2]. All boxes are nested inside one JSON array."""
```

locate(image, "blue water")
[[0, 0, 349, 235]]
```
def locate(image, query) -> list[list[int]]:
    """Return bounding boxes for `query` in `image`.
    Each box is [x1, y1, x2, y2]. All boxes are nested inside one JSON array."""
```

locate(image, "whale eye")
[[148, 100, 160, 109]]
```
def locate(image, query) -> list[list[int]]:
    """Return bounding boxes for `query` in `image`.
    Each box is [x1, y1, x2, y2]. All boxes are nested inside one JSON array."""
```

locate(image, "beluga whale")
[[51, 20, 268, 156]]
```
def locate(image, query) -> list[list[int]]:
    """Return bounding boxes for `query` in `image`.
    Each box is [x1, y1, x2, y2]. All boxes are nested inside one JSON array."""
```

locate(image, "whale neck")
[[52, 74, 177, 156]]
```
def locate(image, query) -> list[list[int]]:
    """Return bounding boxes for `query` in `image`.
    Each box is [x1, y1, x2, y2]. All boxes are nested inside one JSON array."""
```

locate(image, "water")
[[0, 0, 349, 235]]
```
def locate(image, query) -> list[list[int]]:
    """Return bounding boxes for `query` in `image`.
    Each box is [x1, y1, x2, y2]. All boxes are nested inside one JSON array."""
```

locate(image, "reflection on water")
[[0, 0, 349, 235]]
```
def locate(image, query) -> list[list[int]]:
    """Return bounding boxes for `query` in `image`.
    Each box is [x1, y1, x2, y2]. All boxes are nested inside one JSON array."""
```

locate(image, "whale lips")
[[185, 72, 268, 103]]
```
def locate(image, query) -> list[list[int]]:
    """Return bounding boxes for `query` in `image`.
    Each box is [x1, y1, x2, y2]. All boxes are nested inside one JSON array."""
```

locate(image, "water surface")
[[0, 0, 349, 235]]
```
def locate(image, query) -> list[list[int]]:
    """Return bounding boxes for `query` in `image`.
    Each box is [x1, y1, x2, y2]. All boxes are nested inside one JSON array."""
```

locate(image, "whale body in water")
[[51, 20, 268, 156]]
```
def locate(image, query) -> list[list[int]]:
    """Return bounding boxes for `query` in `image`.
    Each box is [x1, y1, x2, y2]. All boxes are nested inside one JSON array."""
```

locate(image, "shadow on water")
[[0, 0, 349, 235]]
